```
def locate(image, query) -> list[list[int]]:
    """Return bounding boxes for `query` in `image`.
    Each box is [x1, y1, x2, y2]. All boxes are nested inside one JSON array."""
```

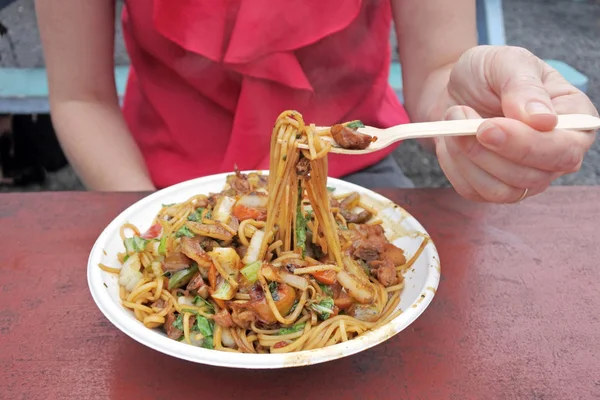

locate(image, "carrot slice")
[[312, 269, 337, 285], [208, 263, 217, 291]]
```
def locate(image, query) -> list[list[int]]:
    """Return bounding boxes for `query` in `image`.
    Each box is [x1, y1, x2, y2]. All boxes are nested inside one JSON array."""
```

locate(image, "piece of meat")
[[186, 271, 205, 291], [180, 236, 212, 267], [227, 171, 251, 195], [330, 124, 375, 150], [373, 258, 398, 287], [339, 192, 360, 210], [196, 238, 220, 252], [163, 253, 193, 272], [191, 196, 209, 209], [228, 216, 240, 233], [187, 222, 234, 241], [330, 197, 339, 208], [296, 157, 311, 176], [213, 309, 235, 328], [231, 309, 257, 329], [334, 290, 354, 310], [383, 243, 406, 266], [338, 193, 371, 223], [331, 282, 343, 298], [163, 312, 183, 340], [341, 209, 372, 224], [352, 239, 384, 261], [355, 223, 386, 240], [151, 298, 167, 310]]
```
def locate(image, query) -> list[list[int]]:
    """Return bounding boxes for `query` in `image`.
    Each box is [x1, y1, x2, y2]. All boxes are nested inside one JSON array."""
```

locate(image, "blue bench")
[[0, 66, 130, 114]]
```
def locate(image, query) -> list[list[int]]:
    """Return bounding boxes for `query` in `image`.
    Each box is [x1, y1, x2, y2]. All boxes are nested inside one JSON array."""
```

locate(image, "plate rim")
[[87, 171, 440, 369]]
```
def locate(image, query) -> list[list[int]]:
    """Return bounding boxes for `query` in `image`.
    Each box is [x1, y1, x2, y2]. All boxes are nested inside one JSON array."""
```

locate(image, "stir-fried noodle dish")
[[100, 110, 428, 354]]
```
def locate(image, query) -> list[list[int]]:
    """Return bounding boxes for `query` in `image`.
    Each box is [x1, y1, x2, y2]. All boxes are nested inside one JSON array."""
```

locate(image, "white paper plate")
[[87, 172, 441, 369]]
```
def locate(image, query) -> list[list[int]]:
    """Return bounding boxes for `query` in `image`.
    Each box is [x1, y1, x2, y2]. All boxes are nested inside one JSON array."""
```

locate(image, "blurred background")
[[0, 0, 599, 192]]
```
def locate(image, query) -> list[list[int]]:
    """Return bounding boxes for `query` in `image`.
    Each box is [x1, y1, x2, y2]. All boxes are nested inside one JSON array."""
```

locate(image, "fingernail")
[[478, 126, 506, 148], [445, 107, 467, 121], [525, 101, 552, 116]]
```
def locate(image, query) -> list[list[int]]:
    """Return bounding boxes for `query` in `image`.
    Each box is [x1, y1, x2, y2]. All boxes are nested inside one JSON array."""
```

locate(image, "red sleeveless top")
[[121, 0, 409, 188]]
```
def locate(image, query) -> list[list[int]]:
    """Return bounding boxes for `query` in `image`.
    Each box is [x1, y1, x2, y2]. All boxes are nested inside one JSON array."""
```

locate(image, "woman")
[[35, 0, 598, 203]]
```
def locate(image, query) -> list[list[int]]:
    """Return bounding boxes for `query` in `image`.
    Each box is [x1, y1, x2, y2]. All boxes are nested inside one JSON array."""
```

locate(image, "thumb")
[[494, 48, 557, 131]]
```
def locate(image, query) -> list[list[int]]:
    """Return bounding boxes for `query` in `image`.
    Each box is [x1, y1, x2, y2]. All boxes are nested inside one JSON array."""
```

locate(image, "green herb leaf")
[[187, 208, 205, 222], [158, 235, 167, 255], [123, 254, 130, 262], [269, 281, 280, 301], [212, 280, 233, 300], [240, 261, 261, 284], [201, 336, 214, 349], [168, 264, 199, 290], [162, 203, 175, 208], [278, 323, 305, 335], [318, 283, 333, 297], [309, 297, 335, 320], [295, 181, 307, 255], [193, 296, 215, 314], [346, 120, 365, 130], [124, 236, 149, 253], [326, 186, 336, 192], [175, 225, 195, 238], [195, 316, 214, 337], [172, 314, 184, 331]]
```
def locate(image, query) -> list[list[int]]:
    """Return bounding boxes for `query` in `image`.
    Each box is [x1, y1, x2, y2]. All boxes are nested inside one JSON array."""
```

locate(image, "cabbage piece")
[[118, 253, 143, 292]]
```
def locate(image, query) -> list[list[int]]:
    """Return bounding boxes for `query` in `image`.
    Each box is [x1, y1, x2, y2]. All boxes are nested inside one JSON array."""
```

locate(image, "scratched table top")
[[1, 187, 598, 400]]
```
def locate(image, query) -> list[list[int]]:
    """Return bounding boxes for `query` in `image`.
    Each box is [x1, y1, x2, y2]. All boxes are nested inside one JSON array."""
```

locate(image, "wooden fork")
[[296, 114, 600, 155]]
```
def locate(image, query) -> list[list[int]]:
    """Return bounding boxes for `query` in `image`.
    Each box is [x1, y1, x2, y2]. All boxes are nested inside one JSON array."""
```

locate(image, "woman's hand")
[[435, 45, 598, 203]]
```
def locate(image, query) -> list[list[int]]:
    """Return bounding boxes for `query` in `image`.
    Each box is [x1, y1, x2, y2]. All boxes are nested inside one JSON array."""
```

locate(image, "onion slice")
[[279, 271, 309, 291], [337, 270, 374, 304]]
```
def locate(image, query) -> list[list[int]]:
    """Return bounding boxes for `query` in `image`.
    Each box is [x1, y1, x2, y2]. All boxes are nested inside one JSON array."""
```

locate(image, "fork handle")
[[396, 113, 600, 140]]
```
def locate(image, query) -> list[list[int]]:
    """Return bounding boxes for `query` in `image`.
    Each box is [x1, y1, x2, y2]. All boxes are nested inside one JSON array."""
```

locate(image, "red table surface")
[[0, 188, 599, 400]]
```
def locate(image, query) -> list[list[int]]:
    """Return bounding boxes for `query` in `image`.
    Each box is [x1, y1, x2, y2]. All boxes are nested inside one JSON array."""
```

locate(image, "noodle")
[[98, 263, 121, 274], [99, 110, 422, 354], [293, 264, 342, 274]]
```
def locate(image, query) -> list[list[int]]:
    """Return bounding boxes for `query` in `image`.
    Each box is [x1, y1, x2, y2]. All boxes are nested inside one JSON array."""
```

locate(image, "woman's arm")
[[391, 0, 477, 150], [35, 0, 155, 191]]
